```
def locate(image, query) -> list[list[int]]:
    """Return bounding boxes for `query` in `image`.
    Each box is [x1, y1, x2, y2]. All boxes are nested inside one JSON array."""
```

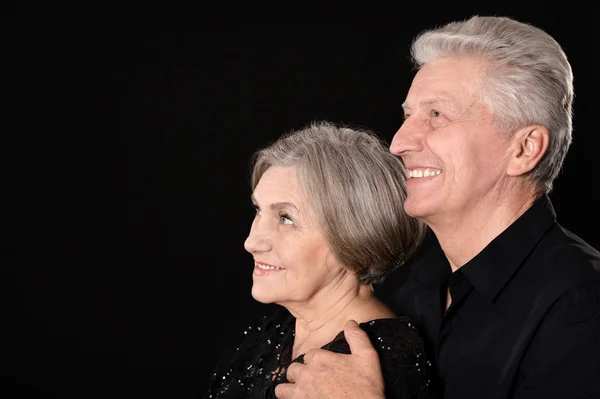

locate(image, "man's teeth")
[[408, 169, 441, 178], [256, 263, 283, 270]]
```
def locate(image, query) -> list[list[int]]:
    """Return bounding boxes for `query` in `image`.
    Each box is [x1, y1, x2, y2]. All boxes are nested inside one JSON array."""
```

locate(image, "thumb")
[[344, 319, 377, 356]]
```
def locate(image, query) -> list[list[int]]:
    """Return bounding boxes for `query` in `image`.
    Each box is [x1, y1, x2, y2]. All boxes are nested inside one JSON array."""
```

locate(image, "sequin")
[[207, 312, 436, 398]]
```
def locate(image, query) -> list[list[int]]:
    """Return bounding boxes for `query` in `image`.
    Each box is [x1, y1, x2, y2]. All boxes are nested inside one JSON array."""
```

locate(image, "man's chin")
[[403, 199, 434, 220]]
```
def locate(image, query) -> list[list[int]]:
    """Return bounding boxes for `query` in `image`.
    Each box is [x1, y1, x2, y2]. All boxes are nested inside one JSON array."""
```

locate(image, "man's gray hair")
[[411, 15, 574, 193]]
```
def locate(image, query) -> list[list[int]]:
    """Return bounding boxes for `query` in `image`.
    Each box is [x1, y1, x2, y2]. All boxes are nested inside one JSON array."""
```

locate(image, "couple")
[[208, 15, 600, 399]]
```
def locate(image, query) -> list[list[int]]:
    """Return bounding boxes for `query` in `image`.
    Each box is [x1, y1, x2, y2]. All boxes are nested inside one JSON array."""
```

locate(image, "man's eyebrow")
[[402, 97, 454, 110]]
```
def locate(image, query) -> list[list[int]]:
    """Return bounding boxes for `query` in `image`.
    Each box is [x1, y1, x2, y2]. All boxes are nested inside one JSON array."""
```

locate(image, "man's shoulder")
[[513, 223, 600, 308], [533, 223, 600, 280]]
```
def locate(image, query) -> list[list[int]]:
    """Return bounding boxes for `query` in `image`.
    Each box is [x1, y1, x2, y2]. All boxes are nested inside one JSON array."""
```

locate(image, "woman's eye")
[[280, 214, 294, 225]]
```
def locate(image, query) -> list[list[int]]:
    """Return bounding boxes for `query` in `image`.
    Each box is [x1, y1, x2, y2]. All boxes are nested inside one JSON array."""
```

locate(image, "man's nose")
[[390, 118, 424, 156]]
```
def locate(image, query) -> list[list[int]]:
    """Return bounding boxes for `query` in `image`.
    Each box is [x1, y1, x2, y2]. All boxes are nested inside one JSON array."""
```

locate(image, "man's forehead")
[[402, 93, 458, 109]]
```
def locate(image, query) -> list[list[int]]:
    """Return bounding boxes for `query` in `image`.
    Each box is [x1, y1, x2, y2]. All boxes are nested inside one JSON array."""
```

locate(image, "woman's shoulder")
[[359, 316, 426, 353], [323, 315, 426, 357], [360, 317, 437, 398], [321, 316, 436, 398]]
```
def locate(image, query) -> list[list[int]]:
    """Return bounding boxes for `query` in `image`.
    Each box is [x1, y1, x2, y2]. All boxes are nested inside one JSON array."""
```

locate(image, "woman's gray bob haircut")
[[249, 121, 425, 284]]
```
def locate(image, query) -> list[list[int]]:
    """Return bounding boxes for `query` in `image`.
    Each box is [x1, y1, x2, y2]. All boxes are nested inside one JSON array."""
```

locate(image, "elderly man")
[[275, 15, 600, 399]]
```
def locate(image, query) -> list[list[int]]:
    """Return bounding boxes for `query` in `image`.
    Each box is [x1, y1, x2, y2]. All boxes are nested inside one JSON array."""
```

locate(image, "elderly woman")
[[208, 121, 435, 398]]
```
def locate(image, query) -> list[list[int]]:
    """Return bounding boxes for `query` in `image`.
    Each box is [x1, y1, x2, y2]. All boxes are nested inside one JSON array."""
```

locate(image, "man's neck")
[[429, 190, 541, 271]]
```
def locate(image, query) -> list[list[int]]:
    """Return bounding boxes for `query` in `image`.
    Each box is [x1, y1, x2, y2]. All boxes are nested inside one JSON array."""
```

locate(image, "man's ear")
[[506, 125, 549, 177]]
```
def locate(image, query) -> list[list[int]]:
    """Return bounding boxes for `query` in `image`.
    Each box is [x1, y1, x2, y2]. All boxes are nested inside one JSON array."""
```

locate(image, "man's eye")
[[432, 110, 441, 117]]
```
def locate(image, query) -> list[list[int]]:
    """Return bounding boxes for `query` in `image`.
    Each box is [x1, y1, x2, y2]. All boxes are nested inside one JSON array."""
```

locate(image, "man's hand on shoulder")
[[274, 320, 386, 399]]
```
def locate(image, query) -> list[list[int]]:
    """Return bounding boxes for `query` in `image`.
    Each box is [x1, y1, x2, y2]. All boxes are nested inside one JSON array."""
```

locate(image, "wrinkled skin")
[[274, 320, 385, 399]]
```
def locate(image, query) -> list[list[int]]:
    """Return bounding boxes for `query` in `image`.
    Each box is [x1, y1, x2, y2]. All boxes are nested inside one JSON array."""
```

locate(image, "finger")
[[285, 361, 302, 383], [344, 319, 378, 356], [274, 382, 293, 399], [301, 347, 329, 365]]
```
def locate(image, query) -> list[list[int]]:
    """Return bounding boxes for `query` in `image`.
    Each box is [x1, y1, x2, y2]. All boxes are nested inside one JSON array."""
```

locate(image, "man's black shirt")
[[381, 196, 600, 398]]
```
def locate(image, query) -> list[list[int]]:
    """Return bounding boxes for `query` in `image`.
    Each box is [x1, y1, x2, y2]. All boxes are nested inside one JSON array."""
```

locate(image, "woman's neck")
[[288, 284, 394, 358]]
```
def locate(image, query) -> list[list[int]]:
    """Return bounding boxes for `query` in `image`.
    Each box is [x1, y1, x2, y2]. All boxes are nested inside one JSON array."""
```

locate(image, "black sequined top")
[[208, 308, 436, 399]]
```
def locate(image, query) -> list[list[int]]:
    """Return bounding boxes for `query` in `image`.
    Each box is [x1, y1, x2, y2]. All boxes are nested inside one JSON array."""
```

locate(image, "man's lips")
[[406, 168, 441, 178]]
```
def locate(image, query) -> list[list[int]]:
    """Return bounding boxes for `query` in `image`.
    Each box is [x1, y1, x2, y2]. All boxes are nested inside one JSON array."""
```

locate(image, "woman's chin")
[[251, 287, 276, 304]]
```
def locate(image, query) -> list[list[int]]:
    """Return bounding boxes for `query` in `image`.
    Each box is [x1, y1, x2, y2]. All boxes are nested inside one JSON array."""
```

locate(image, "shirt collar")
[[460, 194, 557, 303]]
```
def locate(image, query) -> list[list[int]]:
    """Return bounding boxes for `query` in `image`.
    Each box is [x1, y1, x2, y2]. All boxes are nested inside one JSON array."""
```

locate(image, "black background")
[[7, 2, 597, 398]]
